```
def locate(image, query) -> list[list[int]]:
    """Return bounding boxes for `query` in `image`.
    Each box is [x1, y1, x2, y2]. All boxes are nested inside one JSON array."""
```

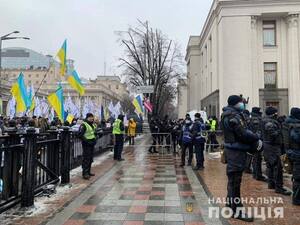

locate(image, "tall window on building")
[[263, 21, 276, 46], [264, 62, 277, 88]]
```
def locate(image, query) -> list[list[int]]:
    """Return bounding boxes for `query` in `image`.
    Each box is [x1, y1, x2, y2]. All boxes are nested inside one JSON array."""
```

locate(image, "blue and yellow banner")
[[67, 70, 85, 96], [11, 72, 29, 113], [57, 39, 67, 76], [47, 85, 64, 122], [132, 95, 144, 114]]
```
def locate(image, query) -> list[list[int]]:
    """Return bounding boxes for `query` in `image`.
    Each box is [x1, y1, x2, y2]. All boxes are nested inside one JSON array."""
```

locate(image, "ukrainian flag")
[[67, 70, 85, 96], [57, 39, 67, 76], [132, 95, 144, 114], [11, 72, 29, 113], [47, 85, 65, 122]]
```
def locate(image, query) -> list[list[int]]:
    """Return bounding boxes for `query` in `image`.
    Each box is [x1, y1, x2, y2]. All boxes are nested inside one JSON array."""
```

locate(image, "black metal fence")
[[0, 126, 113, 213]]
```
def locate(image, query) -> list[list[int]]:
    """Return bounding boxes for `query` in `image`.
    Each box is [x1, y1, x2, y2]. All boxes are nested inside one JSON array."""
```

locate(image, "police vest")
[[113, 119, 124, 135], [210, 120, 216, 131], [83, 122, 96, 140]]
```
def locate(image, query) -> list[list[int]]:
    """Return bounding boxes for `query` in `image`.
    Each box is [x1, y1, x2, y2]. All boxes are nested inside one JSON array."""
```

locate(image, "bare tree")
[[118, 20, 183, 117]]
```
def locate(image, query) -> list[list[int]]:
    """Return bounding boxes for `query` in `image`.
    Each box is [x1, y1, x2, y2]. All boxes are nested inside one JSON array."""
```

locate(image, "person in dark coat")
[[221, 95, 262, 222], [79, 113, 97, 180], [248, 107, 267, 181], [262, 107, 291, 195], [192, 113, 206, 170], [149, 118, 159, 154], [243, 109, 253, 174], [282, 107, 300, 204], [180, 118, 194, 167]]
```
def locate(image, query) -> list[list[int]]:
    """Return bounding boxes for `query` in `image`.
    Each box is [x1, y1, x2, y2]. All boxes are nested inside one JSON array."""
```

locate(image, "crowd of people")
[[221, 94, 300, 222], [148, 114, 217, 170]]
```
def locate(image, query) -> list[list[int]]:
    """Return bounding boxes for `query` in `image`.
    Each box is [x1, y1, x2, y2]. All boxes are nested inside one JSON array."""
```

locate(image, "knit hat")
[[86, 113, 94, 119], [251, 107, 261, 114], [227, 95, 243, 106], [265, 107, 278, 116], [194, 113, 201, 119], [291, 107, 300, 120]]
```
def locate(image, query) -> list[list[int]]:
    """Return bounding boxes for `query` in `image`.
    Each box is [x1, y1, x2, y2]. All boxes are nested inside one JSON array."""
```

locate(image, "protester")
[[128, 118, 137, 145]]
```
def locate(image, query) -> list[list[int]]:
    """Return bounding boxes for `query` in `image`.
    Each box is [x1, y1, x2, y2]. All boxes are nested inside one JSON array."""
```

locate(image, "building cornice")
[[197, 0, 300, 50]]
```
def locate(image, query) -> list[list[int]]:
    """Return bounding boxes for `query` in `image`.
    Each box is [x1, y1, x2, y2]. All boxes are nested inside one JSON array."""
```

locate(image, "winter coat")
[[128, 120, 137, 137]]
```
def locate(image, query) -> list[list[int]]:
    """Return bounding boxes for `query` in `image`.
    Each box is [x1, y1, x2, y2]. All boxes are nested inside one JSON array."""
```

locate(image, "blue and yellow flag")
[[47, 85, 64, 122], [67, 70, 85, 96], [57, 39, 67, 76], [27, 84, 35, 111], [132, 95, 144, 114], [11, 72, 29, 113]]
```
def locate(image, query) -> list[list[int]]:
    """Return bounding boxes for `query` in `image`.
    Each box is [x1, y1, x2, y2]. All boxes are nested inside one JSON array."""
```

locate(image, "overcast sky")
[[0, 0, 212, 79]]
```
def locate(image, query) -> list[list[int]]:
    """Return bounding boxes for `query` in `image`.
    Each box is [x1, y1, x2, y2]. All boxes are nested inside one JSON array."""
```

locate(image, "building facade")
[[0, 47, 129, 115], [186, 0, 300, 117]]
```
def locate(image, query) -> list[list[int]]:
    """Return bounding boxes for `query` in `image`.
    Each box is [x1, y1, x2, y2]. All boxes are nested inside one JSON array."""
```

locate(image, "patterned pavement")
[[46, 138, 223, 225]]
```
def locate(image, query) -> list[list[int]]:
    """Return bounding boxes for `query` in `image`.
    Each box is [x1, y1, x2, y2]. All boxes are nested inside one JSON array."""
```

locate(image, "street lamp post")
[[0, 31, 30, 114]]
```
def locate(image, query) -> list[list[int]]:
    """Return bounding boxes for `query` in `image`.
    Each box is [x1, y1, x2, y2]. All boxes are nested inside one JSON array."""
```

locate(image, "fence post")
[[60, 126, 70, 184], [21, 127, 36, 208], [2, 127, 18, 200], [48, 128, 60, 177]]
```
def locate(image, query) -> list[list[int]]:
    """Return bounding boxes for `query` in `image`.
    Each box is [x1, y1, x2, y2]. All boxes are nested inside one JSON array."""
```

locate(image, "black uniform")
[[243, 110, 253, 174], [149, 119, 159, 153], [221, 106, 260, 215], [249, 112, 264, 180], [282, 108, 300, 204], [180, 120, 194, 166], [192, 118, 206, 169], [79, 121, 96, 177], [262, 111, 291, 195]]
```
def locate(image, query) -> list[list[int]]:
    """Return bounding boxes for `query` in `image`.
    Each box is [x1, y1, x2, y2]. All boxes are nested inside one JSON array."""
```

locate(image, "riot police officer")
[[262, 107, 291, 195], [221, 95, 262, 222], [192, 113, 206, 170], [180, 118, 194, 167], [249, 107, 267, 181], [282, 107, 300, 205]]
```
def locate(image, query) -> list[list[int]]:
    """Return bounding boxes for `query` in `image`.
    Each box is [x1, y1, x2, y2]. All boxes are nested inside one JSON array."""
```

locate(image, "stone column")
[[286, 13, 300, 108], [251, 16, 260, 107]]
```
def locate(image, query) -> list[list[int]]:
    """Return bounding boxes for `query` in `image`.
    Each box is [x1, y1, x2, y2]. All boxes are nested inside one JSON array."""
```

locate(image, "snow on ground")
[[0, 135, 146, 225]]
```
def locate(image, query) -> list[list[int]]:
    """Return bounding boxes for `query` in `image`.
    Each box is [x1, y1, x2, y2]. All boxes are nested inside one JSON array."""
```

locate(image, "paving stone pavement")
[[46, 139, 223, 225]]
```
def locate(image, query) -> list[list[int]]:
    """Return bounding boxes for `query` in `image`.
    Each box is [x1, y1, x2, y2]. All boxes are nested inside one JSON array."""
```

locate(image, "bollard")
[[21, 127, 37, 208], [60, 126, 71, 184]]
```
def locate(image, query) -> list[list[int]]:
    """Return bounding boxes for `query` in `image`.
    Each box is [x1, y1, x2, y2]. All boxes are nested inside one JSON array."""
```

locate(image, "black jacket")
[[221, 106, 259, 173]]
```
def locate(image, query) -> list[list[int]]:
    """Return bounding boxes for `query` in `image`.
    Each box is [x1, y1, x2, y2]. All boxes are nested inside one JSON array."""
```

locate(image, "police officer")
[[192, 113, 206, 170], [149, 117, 159, 154], [249, 107, 267, 181], [221, 95, 262, 222], [180, 118, 194, 167], [113, 114, 125, 161], [243, 109, 253, 174], [79, 113, 97, 180], [282, 107, 300, 205], [262, 107, 291, 195]]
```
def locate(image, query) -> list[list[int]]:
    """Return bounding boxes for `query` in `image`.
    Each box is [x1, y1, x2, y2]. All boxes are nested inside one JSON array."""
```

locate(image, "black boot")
[[275, 187, 292, 196]]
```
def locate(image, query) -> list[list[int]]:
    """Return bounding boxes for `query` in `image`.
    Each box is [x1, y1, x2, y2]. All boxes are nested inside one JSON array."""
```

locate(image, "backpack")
[[182, 124, 192, 144]]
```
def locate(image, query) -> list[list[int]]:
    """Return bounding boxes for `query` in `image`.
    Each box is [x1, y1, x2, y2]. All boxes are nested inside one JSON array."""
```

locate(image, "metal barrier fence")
[[0, 126, 113, 213]]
